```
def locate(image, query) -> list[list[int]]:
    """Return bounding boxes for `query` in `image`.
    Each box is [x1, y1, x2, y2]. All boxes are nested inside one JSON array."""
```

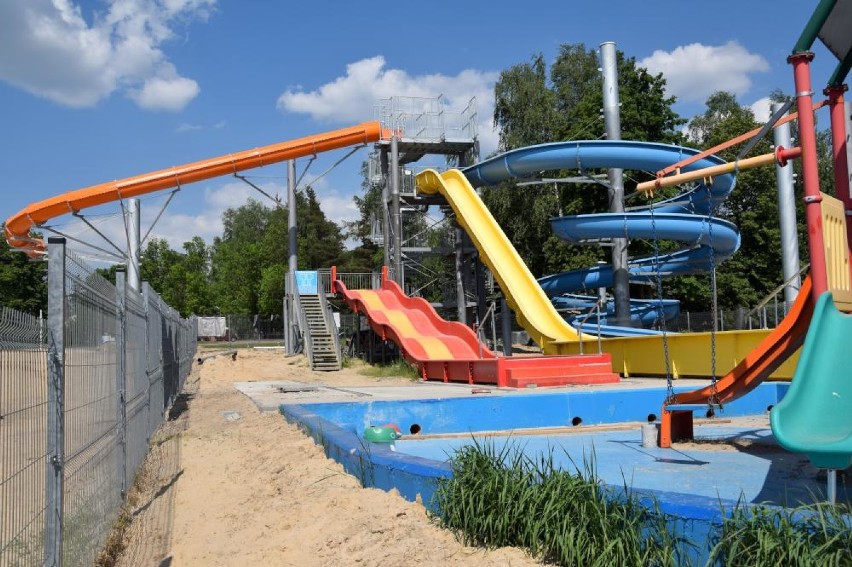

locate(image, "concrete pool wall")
[[278, 383, 806, 565]]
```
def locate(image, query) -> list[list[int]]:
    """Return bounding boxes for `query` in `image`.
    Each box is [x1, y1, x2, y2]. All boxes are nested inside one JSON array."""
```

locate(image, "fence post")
[[142, 282, 152, 440], [45, 237, 66, 567], [115, 270, 128, 497]]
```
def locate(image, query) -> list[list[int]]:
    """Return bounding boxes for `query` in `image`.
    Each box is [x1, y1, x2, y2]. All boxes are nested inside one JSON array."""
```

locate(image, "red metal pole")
[[789, 52, 829, 298], [825, 84, 852, 278]]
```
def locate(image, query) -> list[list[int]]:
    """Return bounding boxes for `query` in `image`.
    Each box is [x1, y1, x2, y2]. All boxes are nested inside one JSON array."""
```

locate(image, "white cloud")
[[277, 55, 500, 155], [0, 0, 213, 111], [130, 70, 200, 111], [640, 41, 770, 103], [176, 122, 203, 133], [318, 193, 360, 226]]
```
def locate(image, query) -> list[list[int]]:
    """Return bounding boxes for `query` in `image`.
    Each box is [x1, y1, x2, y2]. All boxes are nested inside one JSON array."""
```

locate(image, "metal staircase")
[[298, 292, 342, 371]]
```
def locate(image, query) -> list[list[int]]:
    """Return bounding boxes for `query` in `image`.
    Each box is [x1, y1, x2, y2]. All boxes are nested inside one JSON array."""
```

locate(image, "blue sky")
[[0, 0, 840, 258]]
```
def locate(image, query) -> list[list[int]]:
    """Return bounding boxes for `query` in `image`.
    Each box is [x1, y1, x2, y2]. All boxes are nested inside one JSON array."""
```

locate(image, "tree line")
[[1, 42, 837, 317]]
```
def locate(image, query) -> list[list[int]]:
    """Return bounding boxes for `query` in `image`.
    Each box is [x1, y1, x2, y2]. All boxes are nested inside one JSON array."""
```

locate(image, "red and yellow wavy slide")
[[4, 122, 384, 256], [335, 277, 492, 364]]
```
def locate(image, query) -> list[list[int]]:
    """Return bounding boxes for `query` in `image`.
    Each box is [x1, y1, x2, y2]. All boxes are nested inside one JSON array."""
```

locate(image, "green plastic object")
[[770, 292, 852, 469], [364, 426, 401, 443]]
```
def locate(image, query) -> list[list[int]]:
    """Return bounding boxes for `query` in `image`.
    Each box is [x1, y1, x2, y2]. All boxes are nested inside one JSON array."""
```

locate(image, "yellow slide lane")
[[417, 169, 591, 354]]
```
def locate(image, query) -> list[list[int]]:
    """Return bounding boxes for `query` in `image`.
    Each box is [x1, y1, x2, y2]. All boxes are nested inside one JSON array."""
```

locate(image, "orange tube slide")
[[4, 121, 384, 256]]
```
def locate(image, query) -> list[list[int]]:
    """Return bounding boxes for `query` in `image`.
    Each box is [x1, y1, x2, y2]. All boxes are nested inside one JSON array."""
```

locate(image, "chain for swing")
[[649, 200, 675, 403], [707, 200, 721, 414]]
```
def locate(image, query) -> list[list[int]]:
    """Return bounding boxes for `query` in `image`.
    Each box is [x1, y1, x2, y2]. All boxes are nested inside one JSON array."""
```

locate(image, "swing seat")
[[770, 291, 852, 470]]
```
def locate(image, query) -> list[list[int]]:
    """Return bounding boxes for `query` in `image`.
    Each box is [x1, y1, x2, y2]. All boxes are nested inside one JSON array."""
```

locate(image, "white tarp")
[[197, 317, 227, 339]]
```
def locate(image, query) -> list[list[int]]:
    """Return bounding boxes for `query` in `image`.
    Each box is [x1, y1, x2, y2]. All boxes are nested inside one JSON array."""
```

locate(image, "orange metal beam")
[[656, 100, 827, 178], [4, 121, 385, 256]]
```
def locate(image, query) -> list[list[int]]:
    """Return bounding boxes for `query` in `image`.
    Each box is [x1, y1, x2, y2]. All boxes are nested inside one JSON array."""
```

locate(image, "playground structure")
[[4, 0, 852, 506]]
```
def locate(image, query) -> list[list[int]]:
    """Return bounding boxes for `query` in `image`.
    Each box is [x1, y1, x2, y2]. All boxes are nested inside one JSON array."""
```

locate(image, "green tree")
[[210, 199, 273, 314], [209, 193, 346, 314], [297, 187, 345, 269], [139, 236, 212, 316], [0, 226, 47, 314]]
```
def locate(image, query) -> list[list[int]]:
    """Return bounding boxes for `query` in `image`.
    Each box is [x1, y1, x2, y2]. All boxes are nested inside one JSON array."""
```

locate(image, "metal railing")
[[317, 284, 342, 365], [0, 237, 196, 566], [475, 301, 498, 357], [576, 303, 604, 355], [323, 271, 383, 293], [375, 95, 477, 141]]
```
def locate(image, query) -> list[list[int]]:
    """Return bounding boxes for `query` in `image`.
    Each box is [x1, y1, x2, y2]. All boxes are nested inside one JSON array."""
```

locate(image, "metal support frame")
[[45, 237, 66, 567], [390, 136, 403, 284], [465, 149, 488, 326], [39, 225, 126, 261], [500, 294, 512, 356], [141, 188, 180, 244], [772, 101, 803, 306], [825, 86, 852, 280], [380, 150, 391, 268], [73, 212, 127, 257], [287, 161, 299, 353], [601, 42, 631, 327], [790, 52, 830, 299]]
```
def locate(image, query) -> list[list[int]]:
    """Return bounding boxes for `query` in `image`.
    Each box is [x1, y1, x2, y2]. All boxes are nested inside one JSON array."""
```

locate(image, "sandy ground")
[[116, 349, 541, 567]]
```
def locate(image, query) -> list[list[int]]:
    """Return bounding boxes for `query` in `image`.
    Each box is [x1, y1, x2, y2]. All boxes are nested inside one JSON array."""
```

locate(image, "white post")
[[772, 102, 801, 306]]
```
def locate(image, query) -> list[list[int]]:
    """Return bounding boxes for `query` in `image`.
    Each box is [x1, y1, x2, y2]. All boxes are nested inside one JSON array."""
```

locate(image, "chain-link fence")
[[0, 237, 196, 567]]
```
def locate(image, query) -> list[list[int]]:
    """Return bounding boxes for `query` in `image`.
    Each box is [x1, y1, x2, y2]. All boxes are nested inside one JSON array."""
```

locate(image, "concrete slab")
[[235, 377, 720, 412]]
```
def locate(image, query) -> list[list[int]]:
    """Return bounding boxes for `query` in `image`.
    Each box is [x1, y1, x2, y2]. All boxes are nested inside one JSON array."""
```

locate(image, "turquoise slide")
[[770, 292, 852, 470]]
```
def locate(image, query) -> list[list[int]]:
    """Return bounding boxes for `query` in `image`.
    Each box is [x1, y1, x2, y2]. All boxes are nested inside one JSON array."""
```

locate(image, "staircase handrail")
[[745, 264, 810, 324], [291, 272, 314, 368], [317, 283, 342, 368]]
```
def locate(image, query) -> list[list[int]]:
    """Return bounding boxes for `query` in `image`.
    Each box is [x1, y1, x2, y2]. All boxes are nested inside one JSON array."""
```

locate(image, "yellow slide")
[[417, 169, 592, 354]]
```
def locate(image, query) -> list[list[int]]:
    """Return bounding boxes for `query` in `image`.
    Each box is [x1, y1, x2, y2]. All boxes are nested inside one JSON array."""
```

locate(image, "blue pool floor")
[[394, 419, 850, 507]]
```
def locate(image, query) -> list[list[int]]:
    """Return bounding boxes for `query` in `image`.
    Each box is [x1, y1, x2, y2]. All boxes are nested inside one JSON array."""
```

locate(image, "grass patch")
[[708, 499, 852, 566], [431, 439, 684, 566], [357, 358, 421, 380]]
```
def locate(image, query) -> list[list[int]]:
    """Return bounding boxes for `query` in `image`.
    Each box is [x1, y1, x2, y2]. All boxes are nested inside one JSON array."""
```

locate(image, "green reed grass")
[[431, 438, 684, 567], [358, 358, 421, 380], [707, 499, 852, 566]]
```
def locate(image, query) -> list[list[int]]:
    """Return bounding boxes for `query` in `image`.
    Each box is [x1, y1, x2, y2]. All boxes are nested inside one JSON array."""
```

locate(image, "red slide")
[[335, 273, 620, 388], [660, 276, 814, 446], [335, 277, 492, 367]]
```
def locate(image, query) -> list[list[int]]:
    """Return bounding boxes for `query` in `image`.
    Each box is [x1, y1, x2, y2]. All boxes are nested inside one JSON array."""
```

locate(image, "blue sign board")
[[295, 271, 318, 295]]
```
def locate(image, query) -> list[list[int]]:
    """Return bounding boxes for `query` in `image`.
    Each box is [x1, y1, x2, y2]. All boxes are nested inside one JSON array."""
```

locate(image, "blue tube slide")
[[552, 294, 681, 327], [462, 141, 741, 297]]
